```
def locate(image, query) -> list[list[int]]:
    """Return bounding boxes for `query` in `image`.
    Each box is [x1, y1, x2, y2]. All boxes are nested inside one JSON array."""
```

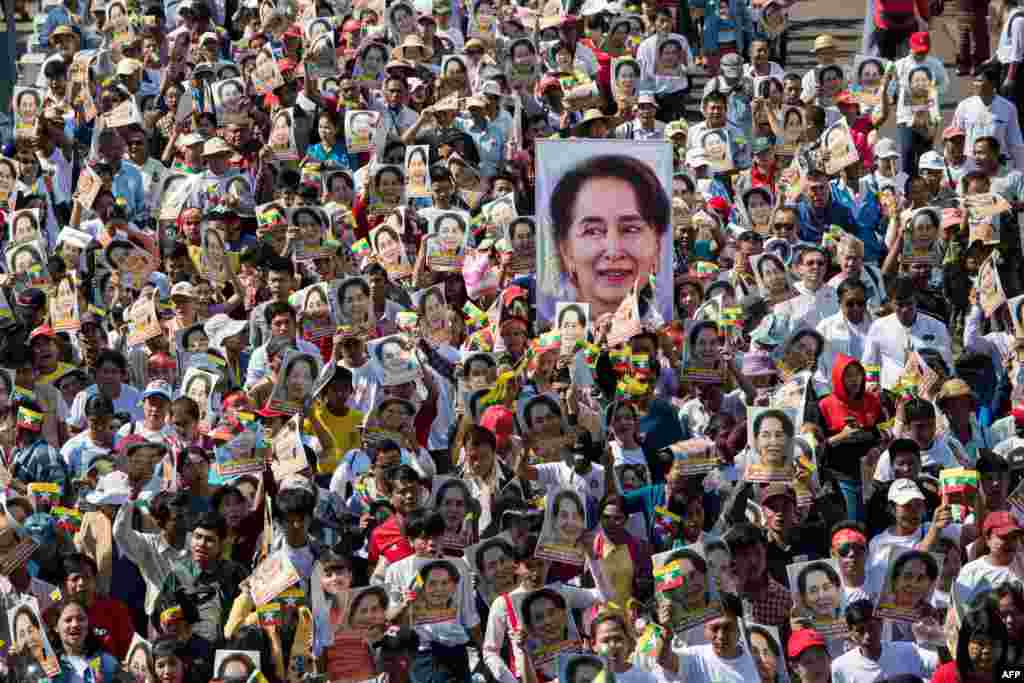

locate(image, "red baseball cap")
[[787, 629, 827, 660], [943, 126, 966, 140], [983, 511, 1024, 538], [29, 325, 56, 342], [479, 405, 514, 451], [834, 91, 858, 108], [910, 32, 930, 53], [255, 405, 288, 419], [707, 196, 731, 217]]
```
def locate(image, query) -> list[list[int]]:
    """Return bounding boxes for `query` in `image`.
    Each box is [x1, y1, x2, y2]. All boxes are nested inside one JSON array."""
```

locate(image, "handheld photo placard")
[[820, 118, 860, 175], [977, 251, 1006, 318], [214, 427, 264, 478], [295, 283, 334, 341], [8, 208, 42, 246], [535, 488, 587, 566], [268, 350, 322, 414], [251, 46, 285, 96], [271, 417, 310, 482], [321, 592, 380, 683], [159, 173, 193, 220], [558, 653, 610, 683], [211, 77, 246, 117], [481, 193, 518, 240], [303, 19, 338, 79], [13, 87, 44, 132], [850, 54, 888, 108], [414, 284, 450, 346], [663, 438, 718, 476], [554, 302, 589, 357], [368, 334, 421, 386], [267, 107, 299, 161], [426, 210, 469, 272], [127, 295, 163, 347], [750, 253, 795, 303], [290, 206, 332, 260], [7, 597, 60, 676], [510, 588, 584, 680], [404, 145, 431, 198], [898, 64, 939, 130], [786, 559, 847, 637], [939, 467, 979, 523], [744, 406, 798, 483], [249, 549, 302, 606], [464, 536, 518, 605], [504, 215, 537, 275], [369, 211, 411, 278], [875, 546, 942, 623], [50, 278, 81, 333], [409, 557, 463, 625], [744, 624, 785, 683], [517, 392, 570, 463], [682, 320, 727, 384], [213, 651, 262, 680], [651, 546, 722, 633], [332, 276, 373, 330], [432, 476, 478, 551], [181, 367, 221, 431]]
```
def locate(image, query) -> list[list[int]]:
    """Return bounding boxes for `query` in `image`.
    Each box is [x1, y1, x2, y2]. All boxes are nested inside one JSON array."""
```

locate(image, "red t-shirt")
[[367, 515, 413, 566], [88, 597, 136, 660], [929, 661, 960, 683]]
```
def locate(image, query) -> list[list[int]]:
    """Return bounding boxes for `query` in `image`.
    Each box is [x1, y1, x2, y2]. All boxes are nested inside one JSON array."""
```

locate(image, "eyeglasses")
[[835, 543, 865, 558]]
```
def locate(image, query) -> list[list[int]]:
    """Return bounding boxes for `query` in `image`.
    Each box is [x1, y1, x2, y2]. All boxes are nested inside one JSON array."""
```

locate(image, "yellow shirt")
[[303, 405, 364, 474], [36, 362, 75, 387]]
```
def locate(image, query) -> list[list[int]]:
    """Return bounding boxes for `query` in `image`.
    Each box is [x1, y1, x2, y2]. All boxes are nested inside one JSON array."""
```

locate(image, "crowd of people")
[[2, 0, 1024, 681]]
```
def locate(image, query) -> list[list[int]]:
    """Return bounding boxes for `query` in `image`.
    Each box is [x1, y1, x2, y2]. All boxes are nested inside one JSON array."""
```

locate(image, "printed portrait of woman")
[[337, 277, 371, 327], [472, 537, 516, 599], [434, 478, 472, 537], [656, 38, 685, 76], [357, 43, 387, 79], [15, 88, 42, 130], [885, 549, 939, 610], [751, 408, 795, 472], [302, 285, 332, 337], [0, 158, 18, 200], [203, 226, 228, 279], [9, 210, 39, 244], [218, 64, 242, 80], [433, 212, 467, 246], [508, 37, 538, 71], [856, 58, 884, 88], [613, 58, 640, 99], [443, 55, 468, 90], [183, 372, 213, 424], [908, 207, 941, 257], [125, 639, 154, 683], [783, 107, 804, 142], [214, 652, 257, 680], [279, 353, 319, 407], [371, 225, 403, 267], [309, 34, 336, 73], [746, 626, 783, 683], [754, 253, 791, 301], [520, 588, 569, 647], [8, 243, 43, 274], [373, 165, 405, 208], [413, 560, 460, 618], [215, 79, 244, 112], [417, 286, 448, 336], [406, 146, 430, 195], [346, 586, 388, 639], [541, 489, 585, 549], [794, 561, 842, 621], [701, 129, 730, 167], [659, 548, 711, 618], [907, 65, 934, 104], [181, 324, 209, 353], [269, 109, 293, 153], [9, 601, 57, 676], [562, 655, 606, 683], [556, 302, 588, 351], [388, 1, 415, 37], [817, 65, 845, 100], [546, 153, 669, 321], [307, 18, 332, 40]]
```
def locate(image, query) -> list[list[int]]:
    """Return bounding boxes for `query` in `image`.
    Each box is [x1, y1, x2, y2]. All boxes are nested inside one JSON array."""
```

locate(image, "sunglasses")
[[835, 543, 865, 558]]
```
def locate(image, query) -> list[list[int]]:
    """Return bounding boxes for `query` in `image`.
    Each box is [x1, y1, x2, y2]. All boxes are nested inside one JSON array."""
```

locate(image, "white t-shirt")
[[678, 644, 760, 683], [534, 462, 606, 503], [831, 642, 938, 683], [953, 554, 1024, 607], [612, 665, 662, 683], [68, 384, 144, 429]]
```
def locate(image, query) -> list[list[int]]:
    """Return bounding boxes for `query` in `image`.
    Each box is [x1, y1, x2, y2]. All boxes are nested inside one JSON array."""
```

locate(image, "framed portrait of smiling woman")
[[535, 139, 674, 325]]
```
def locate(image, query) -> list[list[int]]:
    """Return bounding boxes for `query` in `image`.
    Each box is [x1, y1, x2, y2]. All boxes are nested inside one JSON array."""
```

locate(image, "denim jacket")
[[702, 0, 752, 54]]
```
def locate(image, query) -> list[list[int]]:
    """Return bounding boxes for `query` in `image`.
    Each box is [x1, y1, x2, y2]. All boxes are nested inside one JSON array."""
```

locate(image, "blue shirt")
[[60, 431, 113, 479], [306, 141, 355, 172], [111, 161, 146, 223], [455, 118, 506, 178]]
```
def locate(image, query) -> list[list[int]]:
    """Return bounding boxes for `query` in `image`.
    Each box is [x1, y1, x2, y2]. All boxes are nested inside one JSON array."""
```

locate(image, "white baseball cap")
[[874, 138, 900, 160], [888, 478, 925, 505], [170, 282, 195, 299], [918, 150, 946, 172]]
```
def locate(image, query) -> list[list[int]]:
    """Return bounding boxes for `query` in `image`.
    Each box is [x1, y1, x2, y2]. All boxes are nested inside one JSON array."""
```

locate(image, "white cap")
[[170, 282, 195, 299], [141, 380, 174, 402], [85, 471, 132, 506], [686, 147, 709, 168], [204, 313, 248, 349], [874, 138, 899, 159], [480, 80, 502, 97], [177, 132, 205, 148], [888, 478, 925, 505], [918, 150, 946, 172], [637, 91, 657, 106]]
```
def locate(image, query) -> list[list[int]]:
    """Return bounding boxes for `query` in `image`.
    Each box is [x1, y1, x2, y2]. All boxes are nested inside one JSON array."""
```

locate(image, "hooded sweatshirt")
[[818, 353, 883, 479]]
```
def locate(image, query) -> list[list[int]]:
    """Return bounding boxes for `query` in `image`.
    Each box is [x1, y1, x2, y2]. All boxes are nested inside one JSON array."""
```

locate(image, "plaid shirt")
[[742, 578, 793, 627]]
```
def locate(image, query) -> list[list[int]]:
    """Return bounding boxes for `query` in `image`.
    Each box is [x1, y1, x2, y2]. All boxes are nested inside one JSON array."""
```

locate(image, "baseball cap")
[[28, 325, 56, 343], [918, 151, 945, 172], [813, 35, 835, 51], [479, 405, 514, 451], [787, 629, 827, 660], [142, 380, 174, 403], [874, 138, 899, 159], [177, 132, 204, 148], [637, 92, 657, 106], [202, 136, 233, 157], [720, 53, 742, 79], [983, 511, 1024, 538], [888, 478, 925, 505], [116, 58, 142, 76], [910, 31, 930, 53], [51, 24, 77, 39], [480, 80, 502, 97], [170, 282, 195, 299], [942, 126, 966, 140]]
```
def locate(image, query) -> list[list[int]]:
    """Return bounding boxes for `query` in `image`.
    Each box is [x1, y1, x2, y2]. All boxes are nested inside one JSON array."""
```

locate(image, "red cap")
[[1013, 403, 1024, 424], [148, 352, 177, 369], [29, 325, 56, 342], [983, 511, 1024, 538], [787, 629, 827, 660], [480, 405, 514, 451], [909, 32, 930, 53], [942, 126, 966, 140], [278, 58, 298, 73], [343, 19, 361, 32], [707, 196, 731, 217]]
